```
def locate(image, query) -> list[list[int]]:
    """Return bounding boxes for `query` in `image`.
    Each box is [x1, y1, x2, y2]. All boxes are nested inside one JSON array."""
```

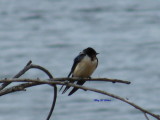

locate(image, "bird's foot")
[[64, 80, 70, 84], [82, 89, 87, 91]]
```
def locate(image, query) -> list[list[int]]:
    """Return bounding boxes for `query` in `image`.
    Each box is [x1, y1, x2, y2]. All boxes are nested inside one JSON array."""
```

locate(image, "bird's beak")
[[96, 53, 99, 55]]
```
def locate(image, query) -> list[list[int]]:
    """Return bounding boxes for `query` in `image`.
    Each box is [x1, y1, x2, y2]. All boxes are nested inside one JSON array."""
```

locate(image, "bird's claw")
[[64, 80, 69, 84]]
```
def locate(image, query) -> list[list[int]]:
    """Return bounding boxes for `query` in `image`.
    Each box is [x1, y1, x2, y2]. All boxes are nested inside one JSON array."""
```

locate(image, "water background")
[[0, 0, 160, 120]]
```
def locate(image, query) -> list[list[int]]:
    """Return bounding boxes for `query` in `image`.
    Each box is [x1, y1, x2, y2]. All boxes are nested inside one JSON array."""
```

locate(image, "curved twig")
[[0, 61, 57, 120], [29, 64, 57, 120]]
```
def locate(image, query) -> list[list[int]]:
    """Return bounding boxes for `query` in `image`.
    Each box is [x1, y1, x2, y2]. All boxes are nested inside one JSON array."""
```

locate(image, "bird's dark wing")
[[68, 80, 85, 96], [68, 53, 86, 77], [60, 53, 86, 94]]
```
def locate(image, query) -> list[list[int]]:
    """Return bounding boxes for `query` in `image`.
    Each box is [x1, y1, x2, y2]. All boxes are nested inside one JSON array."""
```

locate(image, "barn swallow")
[[60, 47, 99, 96]]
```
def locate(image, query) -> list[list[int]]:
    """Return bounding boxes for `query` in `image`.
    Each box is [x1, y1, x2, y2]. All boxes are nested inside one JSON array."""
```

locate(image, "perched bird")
[[60, 47, 99, 96]]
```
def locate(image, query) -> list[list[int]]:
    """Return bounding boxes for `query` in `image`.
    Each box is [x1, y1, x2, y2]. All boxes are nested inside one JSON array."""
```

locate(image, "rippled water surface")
[[0, 0, 160, 120]]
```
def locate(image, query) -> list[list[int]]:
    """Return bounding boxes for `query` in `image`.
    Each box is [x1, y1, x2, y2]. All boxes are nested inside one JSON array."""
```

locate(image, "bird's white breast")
[[73, 55, 97, 77]]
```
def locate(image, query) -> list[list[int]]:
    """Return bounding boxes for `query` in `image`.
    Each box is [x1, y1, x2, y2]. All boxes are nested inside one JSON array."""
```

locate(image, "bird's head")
[[83, 47, 99, 58]]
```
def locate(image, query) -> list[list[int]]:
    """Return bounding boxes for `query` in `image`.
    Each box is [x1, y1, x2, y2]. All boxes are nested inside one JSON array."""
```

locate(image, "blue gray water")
[[0, 0, 160, 120]]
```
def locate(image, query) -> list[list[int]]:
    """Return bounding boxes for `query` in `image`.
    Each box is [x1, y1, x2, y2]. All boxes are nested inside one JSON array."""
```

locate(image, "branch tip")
[[26, 60, 32, 66]]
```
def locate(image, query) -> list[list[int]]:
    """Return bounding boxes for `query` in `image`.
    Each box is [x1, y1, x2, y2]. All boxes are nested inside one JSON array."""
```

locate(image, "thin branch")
[[52, 78, 131, 84], [0, 78, 160, 120], [0, 60, 32, 90], [0, 78, 131, 84], [144, 112, 150, 120], [0, 61, 57, 120], [0, 82, 40, 96], [30, 64, 54, 79]]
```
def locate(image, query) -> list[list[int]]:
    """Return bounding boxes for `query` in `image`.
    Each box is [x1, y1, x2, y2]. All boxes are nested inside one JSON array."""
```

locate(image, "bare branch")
[[144, 112, 150, 120], [0, 77, 131, 84], [53, 77, 131, 84], [0, 61, 57, 120], [0, 78, 160, 120], [0, 60, 32, 90], [0, 82, 40, 96], [0, 61, 159, 120]]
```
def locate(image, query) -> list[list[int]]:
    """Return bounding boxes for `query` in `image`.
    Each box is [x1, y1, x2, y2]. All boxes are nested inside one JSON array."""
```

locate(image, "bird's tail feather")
[[61, 81, 75, 94], [62, 86, 71, 94], [60, 72, 72, 93], [68, 80, 85, 96], [59, 85, 64, 92]]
